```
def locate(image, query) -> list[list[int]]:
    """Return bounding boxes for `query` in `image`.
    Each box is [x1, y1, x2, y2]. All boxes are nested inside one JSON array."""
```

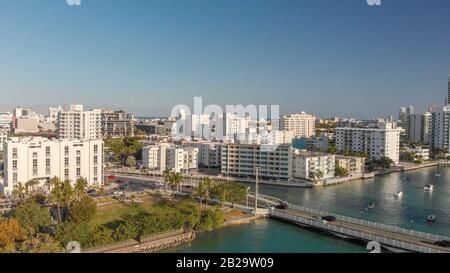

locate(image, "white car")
[[113, 191, 124, 195]]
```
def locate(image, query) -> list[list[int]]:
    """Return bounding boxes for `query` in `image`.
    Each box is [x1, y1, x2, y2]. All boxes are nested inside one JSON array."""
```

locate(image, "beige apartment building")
[[335, 155, 365, 177], [280, 112, 316, 138]]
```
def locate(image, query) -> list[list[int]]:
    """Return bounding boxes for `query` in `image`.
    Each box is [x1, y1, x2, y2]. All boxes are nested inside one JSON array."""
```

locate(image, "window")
[[33, 159, 38, 175], [33, 152, 38, 158], [76, 168, 81, 178], [46, 158, 51, 174], [94, 155, 98, 164], [46, 147, 51, 156], [94, 166, 98, 176], [64, 146, 69, 156], [65, 157, 69, 167], [76, 157, 81, 166], [13, 173, 18, 183], [12, 160, 17, 170], [12, 148, 17, 158], [94, 145, 98, 154], [64, 169, 69, 179]]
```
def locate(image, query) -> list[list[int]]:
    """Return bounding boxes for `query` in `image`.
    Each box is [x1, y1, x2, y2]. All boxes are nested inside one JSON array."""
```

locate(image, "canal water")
[[167, 166, 450, 253]]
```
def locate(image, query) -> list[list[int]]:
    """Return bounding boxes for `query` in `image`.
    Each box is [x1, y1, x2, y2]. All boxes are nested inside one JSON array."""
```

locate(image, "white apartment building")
[[166, 146, 199, 172], [280, 112, 316, 138], [14, 117, 39, 134], [406, 112, 431, 144], [2, 137, 103, 196], [215, 113, 251, 141], [404, 147, 430, 161], [0, 129, 8, 152], [234, 130, 293, 146], [186, 142, 222, 168], [335, 122, 401, 164], [292, 151, 335, 181], [48, 106, 63, 124], [221, 144, 292, 181], [57, 105, 102, 140], [431, 106, 450, 152], [187, 114, 210, 140], [142, 144, 199, 172], [335, 155, 365, 177], [142, 143, 170, 171], [0, 112, 13, 130]]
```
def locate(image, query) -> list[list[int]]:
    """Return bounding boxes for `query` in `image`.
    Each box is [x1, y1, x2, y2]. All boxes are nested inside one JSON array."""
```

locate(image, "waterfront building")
[[101, 110, 135, 137], [280, 112, 316, 138], [166, 146, 199, 172], [431, 106, 450, 152], [406, 112, 432, 144], [185, 141, 222, 168], [403, 146, 430, 161], [292, 151, 335, 180], [2, 137, 104, 196], [48, 106, 63, 125], [335, 122, 401, 164], [335, 155, 365, 177], [57, 105, 102, 140], [221, 144, 292, 181]]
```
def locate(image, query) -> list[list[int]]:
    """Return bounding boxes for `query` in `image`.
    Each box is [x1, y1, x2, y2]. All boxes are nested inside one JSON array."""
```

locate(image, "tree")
[[74, 178, 88, 201], [0, 218, 23, 247], [162, 169, 172, 192], [377, 156, 394, 169], [335, 165, 349, 177], [25, 180, 39, 194], [91, 225, 114, 247], [11, 183, 27, 200], [14, 200, 52, 236], [194, 181, 209, 207], [68, 196, 97, 224], [19, 233, 64, 253], [126, 155, 136, 167], [49, 177, 64, 223], [54, 221, 93, 248], [212, 181, 246, 206], [169, 172, 183, 193]]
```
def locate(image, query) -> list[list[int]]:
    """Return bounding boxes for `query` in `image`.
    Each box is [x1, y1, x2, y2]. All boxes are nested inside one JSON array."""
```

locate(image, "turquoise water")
[[167, 167, 450, 253]]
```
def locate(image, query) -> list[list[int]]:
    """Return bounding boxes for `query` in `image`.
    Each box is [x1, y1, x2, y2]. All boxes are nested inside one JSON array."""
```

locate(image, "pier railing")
[[270, 210, 444, 253], [287, 203, 450, 243]]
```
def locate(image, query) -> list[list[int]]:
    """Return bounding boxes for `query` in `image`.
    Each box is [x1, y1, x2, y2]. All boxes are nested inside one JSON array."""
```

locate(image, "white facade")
[[292, 152, 335, 180], [406, 112, 431, 144], [14, 117, 39, 134], [215, 113, 251, 141], [57, 105, 102, 140], [280, 112, 316, 138], [2, 137, 104, 196], [187, 114, 210, 140], [431, 106, 450, 151], [221, 144, 292, 181], [0, 129, 8, 152], [167, 146, 199, 172], [186, 142, 222, 168], [48, 106, 63, 124], [142, 143, 169, 171], [0, 112, 13, 130], [335, 122, 401, 164], [404, 147, 430, 161]]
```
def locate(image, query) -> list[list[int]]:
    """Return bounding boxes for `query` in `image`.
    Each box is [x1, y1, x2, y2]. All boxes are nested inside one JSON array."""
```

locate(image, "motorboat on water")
[[365, 202, 375, 210], [393, 191, 403, 198], [424, 184, 434, 191], [427, 215, 436, 223], [435, 172, 441, 177]]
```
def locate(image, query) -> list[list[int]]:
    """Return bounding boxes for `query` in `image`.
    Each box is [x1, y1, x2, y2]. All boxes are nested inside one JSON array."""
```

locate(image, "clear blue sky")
[[0, 0, 449, 118]]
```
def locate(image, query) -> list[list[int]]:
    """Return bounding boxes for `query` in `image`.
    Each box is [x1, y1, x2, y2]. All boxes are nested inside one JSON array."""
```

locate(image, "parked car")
[[321, 216, 337, 222], [265, 204, 275, 211], [113, 190, 124, 196], [435, 240, 450, 248]]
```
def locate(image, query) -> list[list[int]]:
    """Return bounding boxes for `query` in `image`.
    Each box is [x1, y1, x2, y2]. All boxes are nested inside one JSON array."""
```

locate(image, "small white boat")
[[393, 191, 403, 198], [424, 184, 434, 191], [366, 202, 375, 210], [435, 172, 441, 177], [427, 215, 436, 223]]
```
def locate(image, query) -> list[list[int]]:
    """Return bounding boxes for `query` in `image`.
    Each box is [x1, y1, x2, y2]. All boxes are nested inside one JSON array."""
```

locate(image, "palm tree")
[[49, 177, 63, 223], [194, 181, 208, 207], [25, 179, 39, 194], [73, 178, 88, 201], [12, 183, 27, 200], [61, 180, 74, 207], [169, 172, 183, 193], [162, 169, 172, 192]]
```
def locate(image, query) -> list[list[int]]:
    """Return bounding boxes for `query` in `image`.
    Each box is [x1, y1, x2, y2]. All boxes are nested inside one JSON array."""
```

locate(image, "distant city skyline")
[[1, 0, 450, 118]]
